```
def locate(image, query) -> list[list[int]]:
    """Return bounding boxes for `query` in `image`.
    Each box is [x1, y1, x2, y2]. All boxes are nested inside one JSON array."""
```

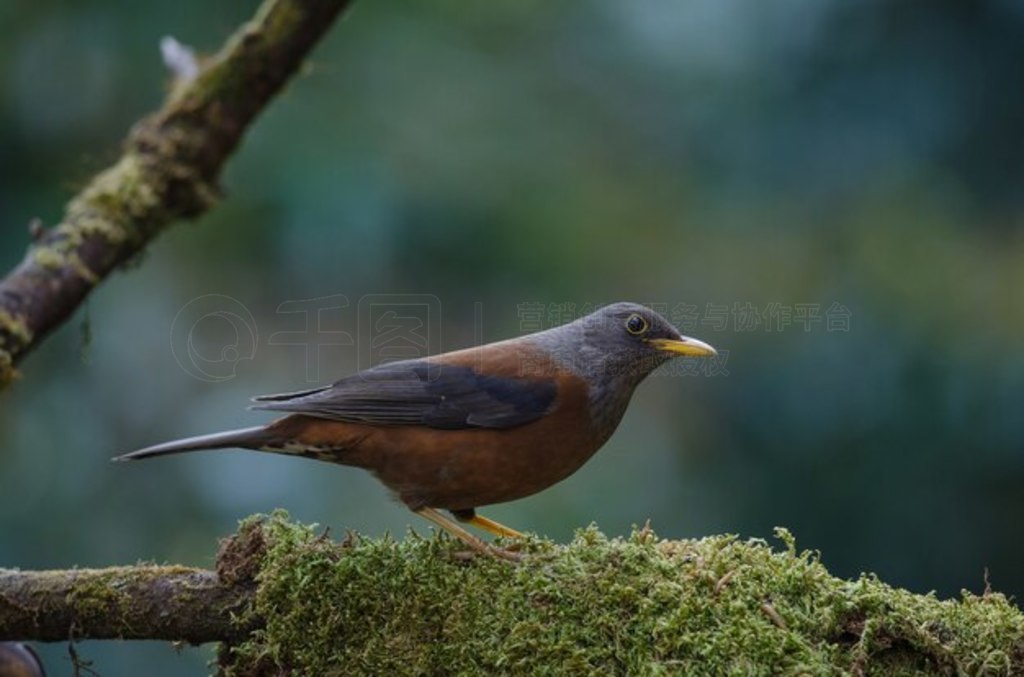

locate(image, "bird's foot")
[[451, 508, 525, 539], [416, 507, 523, 563]]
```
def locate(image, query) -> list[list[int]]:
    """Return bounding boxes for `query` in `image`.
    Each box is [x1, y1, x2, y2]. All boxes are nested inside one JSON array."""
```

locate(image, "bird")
[[116, 302, 717, 560]]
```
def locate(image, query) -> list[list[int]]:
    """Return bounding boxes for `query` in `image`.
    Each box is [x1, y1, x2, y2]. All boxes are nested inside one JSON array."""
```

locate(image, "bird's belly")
[[346, 415, 601, 511], [274, 368, 603, 511]]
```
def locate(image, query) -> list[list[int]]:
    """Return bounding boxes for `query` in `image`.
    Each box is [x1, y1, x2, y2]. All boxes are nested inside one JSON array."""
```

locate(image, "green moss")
[[0, 311, 32, 351], [221, 514, 1024, 675], [65, 155, 159, 246], [31, 246, 65, 271], [31, 241, 100, 283], [64, 570, 133, 630], [0, 349, 16, 388], [259, 0, 308, 46], [28, 153, 164, 282]]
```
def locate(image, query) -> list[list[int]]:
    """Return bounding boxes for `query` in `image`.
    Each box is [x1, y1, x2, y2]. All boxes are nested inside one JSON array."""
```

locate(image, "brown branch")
[[0, 0, 353, 388], [0, 567, 255, 644], [0, 517, 266, 644]]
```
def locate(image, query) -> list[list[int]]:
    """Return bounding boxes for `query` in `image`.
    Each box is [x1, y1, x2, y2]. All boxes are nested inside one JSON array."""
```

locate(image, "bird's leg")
[[451, 508, 525, 539], [415, 507, 521, 562]]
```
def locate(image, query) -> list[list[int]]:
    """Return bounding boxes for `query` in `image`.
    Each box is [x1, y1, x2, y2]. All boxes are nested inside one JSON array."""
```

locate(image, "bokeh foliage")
[[1, 0, 1023, 673]]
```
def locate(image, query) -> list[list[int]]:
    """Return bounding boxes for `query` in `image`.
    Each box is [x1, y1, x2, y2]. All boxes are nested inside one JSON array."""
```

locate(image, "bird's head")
[[575, 302, 717, 384]]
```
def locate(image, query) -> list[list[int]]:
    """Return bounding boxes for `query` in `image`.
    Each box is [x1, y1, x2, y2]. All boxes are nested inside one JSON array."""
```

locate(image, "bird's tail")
[[113, 426, 271, 462]]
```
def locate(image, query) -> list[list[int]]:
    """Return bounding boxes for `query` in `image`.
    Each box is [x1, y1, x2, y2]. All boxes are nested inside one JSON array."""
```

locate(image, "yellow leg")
[[415, 507, 521, 562], [464, 514, 524, 539]]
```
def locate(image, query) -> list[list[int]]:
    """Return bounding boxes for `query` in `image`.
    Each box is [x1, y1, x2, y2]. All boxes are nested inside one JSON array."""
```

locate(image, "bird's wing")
[[250, 360, 558, 429]]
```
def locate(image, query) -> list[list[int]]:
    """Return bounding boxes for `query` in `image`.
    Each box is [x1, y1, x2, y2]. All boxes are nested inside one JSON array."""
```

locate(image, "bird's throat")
[[586, 375, 639, 447]]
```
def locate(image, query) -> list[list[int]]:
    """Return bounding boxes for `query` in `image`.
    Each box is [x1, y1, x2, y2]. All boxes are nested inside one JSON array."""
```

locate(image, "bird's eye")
[[625, 314, 648, 335]]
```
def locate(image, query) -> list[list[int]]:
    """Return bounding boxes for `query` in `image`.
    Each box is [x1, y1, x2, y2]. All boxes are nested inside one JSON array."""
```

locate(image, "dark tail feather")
[[251, 385, 330, 403], [113, 426, 270, 462]]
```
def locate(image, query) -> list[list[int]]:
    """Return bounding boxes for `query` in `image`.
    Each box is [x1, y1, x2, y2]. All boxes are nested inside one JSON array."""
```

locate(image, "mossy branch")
[[0, 567, 252, 644], [0, 522, 265, 644], [1, 514, 1023, 675], [0, 0, 352, 388]]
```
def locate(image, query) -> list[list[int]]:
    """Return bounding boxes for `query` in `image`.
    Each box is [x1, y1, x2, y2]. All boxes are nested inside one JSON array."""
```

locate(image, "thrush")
[[117, 302, 717, 560]]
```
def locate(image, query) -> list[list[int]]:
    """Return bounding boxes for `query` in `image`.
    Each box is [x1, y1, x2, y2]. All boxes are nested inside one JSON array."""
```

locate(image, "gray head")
[[529, 302, 717, 443], [535, 302, 716, 383]]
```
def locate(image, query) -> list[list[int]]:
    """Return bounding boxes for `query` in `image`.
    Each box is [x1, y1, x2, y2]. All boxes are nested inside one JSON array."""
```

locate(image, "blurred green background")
[[3, 0, 1024, 673]]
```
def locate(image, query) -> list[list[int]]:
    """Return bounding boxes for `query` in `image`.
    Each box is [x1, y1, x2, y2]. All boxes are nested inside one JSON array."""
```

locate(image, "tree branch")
[[0, 516, 266, 645], [0, 0, 352, 388], [0, 567, 253, 644]]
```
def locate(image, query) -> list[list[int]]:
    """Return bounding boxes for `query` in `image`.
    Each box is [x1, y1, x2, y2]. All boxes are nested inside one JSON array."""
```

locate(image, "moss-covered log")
[[0, 0, 352, 388], [222, 515, 1024, 675], [2, 513, 1023, 674]]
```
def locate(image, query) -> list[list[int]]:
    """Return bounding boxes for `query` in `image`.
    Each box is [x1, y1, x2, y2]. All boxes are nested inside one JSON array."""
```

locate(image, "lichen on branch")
[[0, 566, 254, 644], [0, 0, 352, 387]]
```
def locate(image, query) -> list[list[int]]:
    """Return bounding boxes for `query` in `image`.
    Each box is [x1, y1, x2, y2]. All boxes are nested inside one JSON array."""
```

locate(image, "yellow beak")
[[647, 336, 718, 358]]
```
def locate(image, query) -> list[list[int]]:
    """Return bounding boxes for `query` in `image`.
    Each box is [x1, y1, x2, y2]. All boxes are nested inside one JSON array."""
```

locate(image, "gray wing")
[[250, 360, 557, 430]]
